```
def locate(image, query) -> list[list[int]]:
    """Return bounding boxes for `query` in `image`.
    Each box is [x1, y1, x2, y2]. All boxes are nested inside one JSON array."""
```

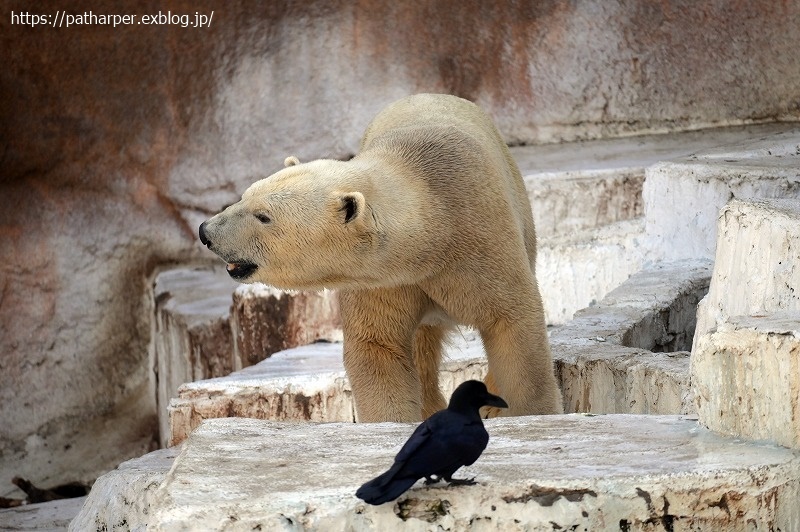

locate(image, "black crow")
[[355, 380, 508, 505]]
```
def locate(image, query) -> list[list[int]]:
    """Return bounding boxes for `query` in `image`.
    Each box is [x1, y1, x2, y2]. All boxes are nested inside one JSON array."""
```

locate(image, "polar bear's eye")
[[254, 213, 272, 224]]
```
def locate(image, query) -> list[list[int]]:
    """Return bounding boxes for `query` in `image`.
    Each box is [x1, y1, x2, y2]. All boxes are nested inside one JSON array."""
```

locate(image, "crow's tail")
[[356, 464, 417, 505]]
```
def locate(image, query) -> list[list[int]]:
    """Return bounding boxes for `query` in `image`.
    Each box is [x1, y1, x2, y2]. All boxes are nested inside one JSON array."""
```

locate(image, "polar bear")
[[199, 94, 563, 421]]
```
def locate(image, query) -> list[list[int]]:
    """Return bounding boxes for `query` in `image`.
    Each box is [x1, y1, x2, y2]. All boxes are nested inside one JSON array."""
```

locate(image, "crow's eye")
[[255, 213, 271, 224]]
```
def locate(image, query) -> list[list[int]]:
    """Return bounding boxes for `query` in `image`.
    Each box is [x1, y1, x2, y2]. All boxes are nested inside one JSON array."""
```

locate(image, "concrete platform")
[[70, 415, 800, 531]]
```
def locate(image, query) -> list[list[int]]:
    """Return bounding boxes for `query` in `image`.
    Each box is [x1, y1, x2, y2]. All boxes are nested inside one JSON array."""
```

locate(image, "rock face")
[[70, 416, 800, 531], [230, 283, 341, 367], [2, 0, 800, 498]]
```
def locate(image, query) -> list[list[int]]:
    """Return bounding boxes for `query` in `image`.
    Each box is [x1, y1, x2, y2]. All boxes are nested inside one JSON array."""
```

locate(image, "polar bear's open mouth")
[[225, 261, 258, 280]]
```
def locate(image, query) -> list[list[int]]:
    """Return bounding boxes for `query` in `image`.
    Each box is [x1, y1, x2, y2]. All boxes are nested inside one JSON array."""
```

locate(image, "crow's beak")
[[485, 393, 508, 409]]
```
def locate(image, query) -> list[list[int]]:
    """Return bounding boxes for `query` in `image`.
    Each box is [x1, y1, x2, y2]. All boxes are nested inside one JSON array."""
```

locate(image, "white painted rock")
[[71, 415, 800, 531]]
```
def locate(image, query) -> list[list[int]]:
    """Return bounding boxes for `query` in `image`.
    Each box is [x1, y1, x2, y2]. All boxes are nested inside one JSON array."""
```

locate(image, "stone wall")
[[1, 0, 799, 494]]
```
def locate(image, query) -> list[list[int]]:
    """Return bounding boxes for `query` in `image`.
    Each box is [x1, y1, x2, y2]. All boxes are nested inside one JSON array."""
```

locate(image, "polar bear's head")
[[199, 158, 376, 290]]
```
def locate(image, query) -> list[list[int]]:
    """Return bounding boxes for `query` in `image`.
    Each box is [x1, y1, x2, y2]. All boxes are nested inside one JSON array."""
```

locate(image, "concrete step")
[[152, 266, 341, 447], [71, 415, 800, 531], [552, 259, 711, 415], [532, 123, 800, 323], [695, 197, 800, 340], [643, 127, 800, 263]]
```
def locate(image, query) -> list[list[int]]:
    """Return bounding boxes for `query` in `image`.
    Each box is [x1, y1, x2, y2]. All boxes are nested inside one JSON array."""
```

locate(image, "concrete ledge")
[[167, 335, 488, 445], [552, 260, 711, 415], [71, 415, 800, 531], [693, 314, 800, 449]]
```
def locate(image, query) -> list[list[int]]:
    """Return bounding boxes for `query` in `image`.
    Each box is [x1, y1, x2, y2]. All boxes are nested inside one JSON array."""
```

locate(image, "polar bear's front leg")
[[339, 287, 430, 422], [343, 337, 422, 422]]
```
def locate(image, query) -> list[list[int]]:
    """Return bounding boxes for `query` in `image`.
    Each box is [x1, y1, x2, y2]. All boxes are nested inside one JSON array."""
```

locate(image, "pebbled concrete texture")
[[70, 415, 800, 531]]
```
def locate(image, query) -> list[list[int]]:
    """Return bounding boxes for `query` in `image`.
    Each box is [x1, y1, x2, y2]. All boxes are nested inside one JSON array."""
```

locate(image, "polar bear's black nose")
[[199, 221, 211, 246]]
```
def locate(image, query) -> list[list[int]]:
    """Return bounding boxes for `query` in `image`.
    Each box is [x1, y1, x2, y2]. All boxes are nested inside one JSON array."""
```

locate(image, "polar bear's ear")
[[284, 156, 300, 167], [339, 192, 365, 224]]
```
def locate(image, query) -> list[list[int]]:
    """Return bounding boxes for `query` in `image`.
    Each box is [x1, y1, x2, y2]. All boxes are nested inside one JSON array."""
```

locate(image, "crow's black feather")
[[355, 380, 507, 505]]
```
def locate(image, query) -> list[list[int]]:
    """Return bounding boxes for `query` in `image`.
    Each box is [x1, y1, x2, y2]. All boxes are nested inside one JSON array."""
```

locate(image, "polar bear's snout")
[[198, 219, 259, 281], [198, 220, 212, 247]]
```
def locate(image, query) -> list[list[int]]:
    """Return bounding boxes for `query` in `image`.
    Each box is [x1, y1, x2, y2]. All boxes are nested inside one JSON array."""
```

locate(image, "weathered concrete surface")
[[65, 447, 180, 532], [71, 416, 800, 531], [537, 219, 646, 325], [0, 496, 86, 532], [694, 198, 800, 340], [153, 267, 342, 447], [523, 123, 796, 324], [167, 262, 706, 445], [551, 260, 711, 415], [689, 198, 800, 448], [3, 0, 800, 495], [231, 283, 341, 367], [644, 128, 800, 263], [167, 334, 488, 446], [153, 266, 240, 448], [693, 315, 800, 450]]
